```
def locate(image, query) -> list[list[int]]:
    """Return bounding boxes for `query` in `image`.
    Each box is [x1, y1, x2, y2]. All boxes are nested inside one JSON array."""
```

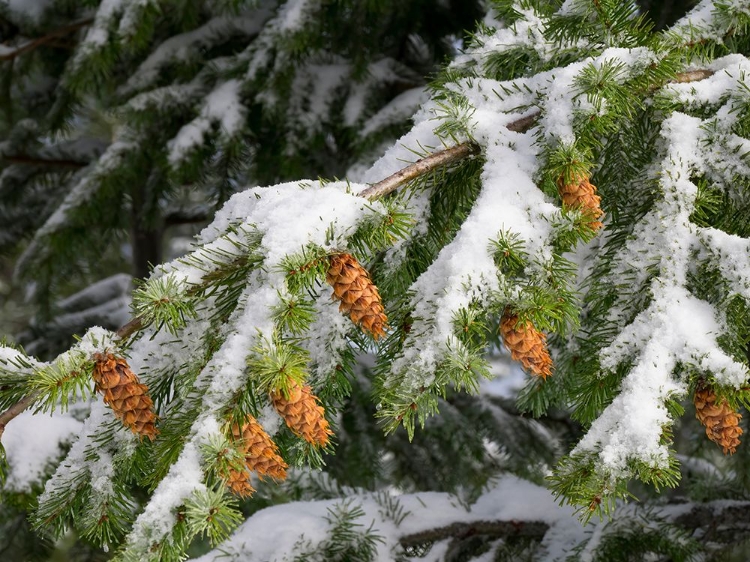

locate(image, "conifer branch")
[[0, 18, 94, 62], [357, 67, 713, 200], [0, 68, 719, 443]]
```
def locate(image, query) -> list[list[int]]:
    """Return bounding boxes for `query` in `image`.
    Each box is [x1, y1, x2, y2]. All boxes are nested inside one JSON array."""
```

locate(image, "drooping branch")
[[0, 68, 717, 441], [0, 18, 94, 62]]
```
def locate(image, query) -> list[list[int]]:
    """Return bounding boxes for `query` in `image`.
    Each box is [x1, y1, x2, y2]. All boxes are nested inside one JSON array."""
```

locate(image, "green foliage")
[[2, 1, 750, 561]]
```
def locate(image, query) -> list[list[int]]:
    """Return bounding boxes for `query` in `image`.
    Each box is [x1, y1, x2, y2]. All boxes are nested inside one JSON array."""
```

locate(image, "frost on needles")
[[0, 0, 750, 560]]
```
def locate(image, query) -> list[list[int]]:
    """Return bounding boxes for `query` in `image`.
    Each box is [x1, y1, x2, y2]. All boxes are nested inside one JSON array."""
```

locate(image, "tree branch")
[[0, 18, 94, 62], [1, 154, 89, 168], [0, 68, 718, 441], [399, 520, 549, 549]]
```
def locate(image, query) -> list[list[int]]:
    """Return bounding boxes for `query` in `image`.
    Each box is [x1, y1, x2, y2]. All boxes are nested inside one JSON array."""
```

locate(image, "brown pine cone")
[[92, 353, 158, 440], [499, 313, 553, 379], [694, 384, 742, 454], [270, 381, 332, 446], [231, 415, 287, 480], [225, 468, 256, 498], [326, 253, 388, 339], [556, 173, 604, 231]]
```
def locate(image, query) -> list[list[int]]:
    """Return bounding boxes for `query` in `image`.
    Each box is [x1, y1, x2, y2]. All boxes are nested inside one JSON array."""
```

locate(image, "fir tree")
[[2, 1, 750, 561]]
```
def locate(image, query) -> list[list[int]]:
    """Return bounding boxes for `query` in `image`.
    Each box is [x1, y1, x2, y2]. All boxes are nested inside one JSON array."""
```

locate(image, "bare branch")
[[0, 18, 94, 62], [0, 390, 40, 441], [400, 520, 549, 549], [358, 142, 481, 200], [2, 154, 89, 168]]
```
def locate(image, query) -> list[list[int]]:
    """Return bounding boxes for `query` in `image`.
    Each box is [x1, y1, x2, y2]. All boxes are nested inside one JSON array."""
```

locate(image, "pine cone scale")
[[499, 313, 553, 379], [326, 253, 388, 339], [271, 381, 332, 446], [92, 353, 158, 440], [694, 385, 742, 454]]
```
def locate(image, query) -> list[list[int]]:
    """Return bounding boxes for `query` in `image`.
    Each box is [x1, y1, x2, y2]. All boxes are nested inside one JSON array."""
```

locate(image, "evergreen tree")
[[1, 0, 750, 561]]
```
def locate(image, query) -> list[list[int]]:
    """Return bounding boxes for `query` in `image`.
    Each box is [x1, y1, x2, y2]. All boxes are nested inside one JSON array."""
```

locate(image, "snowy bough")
[[1, 0, 750, 560]]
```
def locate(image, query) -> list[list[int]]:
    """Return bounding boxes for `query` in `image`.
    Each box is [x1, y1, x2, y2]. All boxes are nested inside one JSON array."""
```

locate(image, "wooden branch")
[[0, 67, 718, 441], [358, 142, 481, 200], [673, 69, 714, 83], [400, 520, 549, 549], [2, 154, 89, 168], [357, 110, 541, 200], [0, 17, 94, 62], [0, 390, 40, 441]]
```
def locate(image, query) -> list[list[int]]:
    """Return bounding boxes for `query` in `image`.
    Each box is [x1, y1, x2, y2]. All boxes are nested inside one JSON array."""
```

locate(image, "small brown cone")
[[92, 353, 158, 440], [223, 415, 287, 498], [694, 384, 742, 454], [271, 381, 332, 446], [225, 468, 256, 498], [231, 415, 288, 480], [499, 313, 553, 379], [326, 253, 388, 339], [556, 173, 604, 231]]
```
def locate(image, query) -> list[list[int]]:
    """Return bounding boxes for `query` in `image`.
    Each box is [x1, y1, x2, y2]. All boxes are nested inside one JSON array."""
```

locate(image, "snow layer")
[[192, 474, 583, 562], [2, 411, 83, 492]]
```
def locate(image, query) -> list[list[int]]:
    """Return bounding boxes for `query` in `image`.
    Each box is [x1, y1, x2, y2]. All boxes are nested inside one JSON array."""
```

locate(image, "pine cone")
[[326, 253, 388, 339], [225, 468, 256, 498], [92, 353, 158, 440], [556, 173, 604, 230], [499, 313, 553, 379], [694, 384, 742, 454], [270, 381, 332, 446], [231, 415, 287, 480]]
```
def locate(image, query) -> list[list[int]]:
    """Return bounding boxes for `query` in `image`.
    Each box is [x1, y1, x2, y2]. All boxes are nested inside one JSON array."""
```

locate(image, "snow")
[[359, 87, 429, 138], [576, 107, 750, 472], [168, 80, 246, 164], [192, 474, 583, 562], [2, 411, 83, 492], [4, 0, 54, 20], [122, 11, 273, 95]]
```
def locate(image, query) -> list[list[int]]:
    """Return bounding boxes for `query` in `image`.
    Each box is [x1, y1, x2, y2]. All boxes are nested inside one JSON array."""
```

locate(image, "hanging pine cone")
[[499, 312, 553, 379], [231, 415, 287, 480], [326, 253, 388, 339], [556, 173, 604, 230], [270, 380, 332, 446], [92, 353, 158, 440], [225, 467, 256, 498], [222, 415, 287, 498], [694, 384, 742, 454]]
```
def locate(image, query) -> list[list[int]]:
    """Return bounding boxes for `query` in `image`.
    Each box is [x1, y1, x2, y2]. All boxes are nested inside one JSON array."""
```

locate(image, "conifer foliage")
[[1, 0, 750, 561]]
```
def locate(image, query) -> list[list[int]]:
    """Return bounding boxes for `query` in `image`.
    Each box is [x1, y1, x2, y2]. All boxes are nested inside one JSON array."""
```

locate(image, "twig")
[[2, 154, 89, 168], [358, 110, 541, 200], [0, 18, 94, 62], [0, 390, 40, 441], [0, 68, 718, 441], [358, 142, 481, 200]]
